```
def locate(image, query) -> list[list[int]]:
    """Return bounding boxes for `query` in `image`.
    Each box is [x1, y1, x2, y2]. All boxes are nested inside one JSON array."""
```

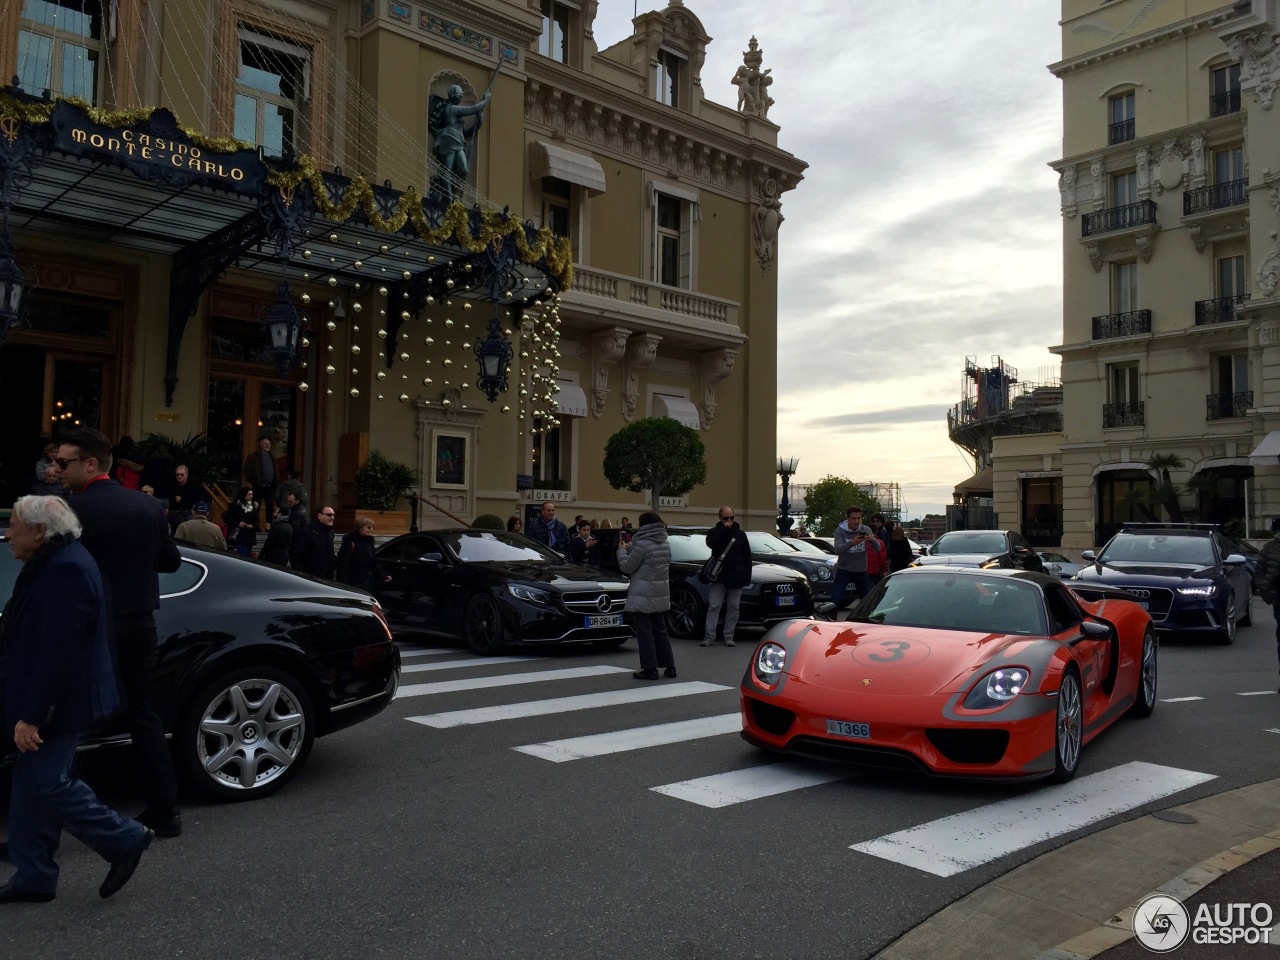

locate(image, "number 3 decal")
[[868, 640, 911, 663]]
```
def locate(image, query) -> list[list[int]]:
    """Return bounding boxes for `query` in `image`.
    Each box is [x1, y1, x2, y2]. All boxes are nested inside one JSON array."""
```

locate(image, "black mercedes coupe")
[[0, 540, 400, 802], [373, 529, 634, 654]]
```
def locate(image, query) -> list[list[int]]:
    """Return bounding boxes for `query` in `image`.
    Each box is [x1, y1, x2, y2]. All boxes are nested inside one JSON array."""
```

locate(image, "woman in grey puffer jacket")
[[618, 511, 677, 680]]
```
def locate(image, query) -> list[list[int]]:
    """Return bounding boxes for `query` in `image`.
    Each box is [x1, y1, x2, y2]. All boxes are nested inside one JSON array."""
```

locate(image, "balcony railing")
[[1206, 391, 1253, 420], [1183, 178, 1247, 216], [1082, 199, 1157, 237], [1195, 294, 1250, 326], [567, 265, 738, 327], [1210, 90, 1241, 116], [1103, 401, 1145, 428], [1092, 309, 1151, 340], [1108, 118, 1135, 144]]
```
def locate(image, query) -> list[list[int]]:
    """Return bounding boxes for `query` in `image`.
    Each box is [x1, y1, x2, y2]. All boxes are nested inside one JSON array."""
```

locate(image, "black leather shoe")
[[0, 883, 55, 904], [663, 667, 678, 678], [99, 829, 153, 899], [137, 809, 182, 838], [633, 669, 659, 680]]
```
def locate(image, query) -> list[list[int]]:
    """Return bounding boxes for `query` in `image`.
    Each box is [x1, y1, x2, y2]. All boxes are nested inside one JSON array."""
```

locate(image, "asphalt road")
[[4, 601, 1280, 960]]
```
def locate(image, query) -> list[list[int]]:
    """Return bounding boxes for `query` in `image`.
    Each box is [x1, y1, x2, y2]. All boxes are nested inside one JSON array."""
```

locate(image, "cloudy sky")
[[592, 2, 1066, 519]]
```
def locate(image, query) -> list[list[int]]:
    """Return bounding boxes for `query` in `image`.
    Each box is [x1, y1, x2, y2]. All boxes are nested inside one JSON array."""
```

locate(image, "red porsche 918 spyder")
[[740, 567, 1157, 782]]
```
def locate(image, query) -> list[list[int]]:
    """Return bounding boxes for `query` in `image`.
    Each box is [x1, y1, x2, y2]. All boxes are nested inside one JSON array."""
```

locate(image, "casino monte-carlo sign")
[[48, 101, 265, 194]]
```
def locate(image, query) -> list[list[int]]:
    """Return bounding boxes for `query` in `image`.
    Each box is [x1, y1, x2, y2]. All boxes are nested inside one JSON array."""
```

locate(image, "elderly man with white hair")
[[0, 495, 153, 903]]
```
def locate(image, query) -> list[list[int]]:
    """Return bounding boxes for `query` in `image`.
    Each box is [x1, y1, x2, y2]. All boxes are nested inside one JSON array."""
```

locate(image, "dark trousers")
[[1273, 604, 1280, 672], [115, 613, 179, 815], [832, 570, 872, 609], [8, 731, 148, 894], [632, 612, 675, 672]]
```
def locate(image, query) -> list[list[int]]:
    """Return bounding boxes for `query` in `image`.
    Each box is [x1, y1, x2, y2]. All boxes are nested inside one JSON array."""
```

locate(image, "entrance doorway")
[[206, 374, 304, 499]]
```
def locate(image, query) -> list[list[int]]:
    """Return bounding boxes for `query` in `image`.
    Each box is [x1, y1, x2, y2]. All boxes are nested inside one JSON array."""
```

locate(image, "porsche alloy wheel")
[[464, 594, 508, 655], [179, 667, 315, 801], [1219, 596, 1236, 645], [1127, 629, 1157, 719], [1049, 670, 1083, 784]]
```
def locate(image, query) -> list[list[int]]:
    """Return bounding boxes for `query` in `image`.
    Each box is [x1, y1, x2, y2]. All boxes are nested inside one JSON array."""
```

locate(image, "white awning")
[[654, 395, 700, 430], [529, 141, 606, 196], [553, 381, 588, 419], [1249, 431, 1280, 462]]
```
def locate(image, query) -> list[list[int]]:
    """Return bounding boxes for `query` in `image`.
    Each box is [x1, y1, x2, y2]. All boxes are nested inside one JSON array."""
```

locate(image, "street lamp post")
[[776, 456, 799, 536]]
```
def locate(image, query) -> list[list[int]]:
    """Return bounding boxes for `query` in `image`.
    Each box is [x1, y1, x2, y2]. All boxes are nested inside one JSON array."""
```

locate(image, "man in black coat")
[[55, 428, 184, 838], [291, 505, 337, 579], [702, 506, 752, 647]]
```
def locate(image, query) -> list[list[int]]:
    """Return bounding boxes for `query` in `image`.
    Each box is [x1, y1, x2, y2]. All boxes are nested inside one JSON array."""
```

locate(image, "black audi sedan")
[[593, 527, 813, 640], [740, 530, 836, 601], [911, 529, 1046, 573], [373, 529, 633, 654], [0, 540, 400, 802], [1071, 524, 1252, 643]]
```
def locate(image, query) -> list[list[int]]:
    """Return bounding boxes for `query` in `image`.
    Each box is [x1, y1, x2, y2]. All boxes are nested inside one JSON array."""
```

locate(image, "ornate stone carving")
[[1089, 158, 1105, 207], [752, 177, 783, 273], [1188, 132, 1206, 189], [1154, 139, 1184, 195], [590, 327, 631, 419], [622, 333, 662, 422], [1136, 146, 1150, 200], [699, 348, 737, 430], [1189, 219, 1247, 253], [1059, 165, 1078, 219], [733, 36, 774, 120], [1225, 24, 1279, 110], [1260, 239, 1280, 297]]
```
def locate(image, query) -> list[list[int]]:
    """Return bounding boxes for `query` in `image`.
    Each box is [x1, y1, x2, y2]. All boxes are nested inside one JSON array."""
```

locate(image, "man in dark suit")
[[56, 428, 184, 838], [1, 495, 153, 902], [290, 504, 337, 579]]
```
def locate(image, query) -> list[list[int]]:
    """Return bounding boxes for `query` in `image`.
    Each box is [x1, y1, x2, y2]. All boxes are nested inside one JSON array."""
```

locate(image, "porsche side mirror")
[[1080, 619, 1112, 638]]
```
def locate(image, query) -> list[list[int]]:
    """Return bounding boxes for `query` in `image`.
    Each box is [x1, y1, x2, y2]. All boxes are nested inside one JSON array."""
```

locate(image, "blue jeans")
[[7, 731, 148, 894], [831, 571, 872, 610]]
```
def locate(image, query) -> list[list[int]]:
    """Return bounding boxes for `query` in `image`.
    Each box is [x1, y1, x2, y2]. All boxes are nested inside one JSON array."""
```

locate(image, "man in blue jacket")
[[527, 500, 570, 554], [1, 495, 153, 902], [56, 428, 184, 838]]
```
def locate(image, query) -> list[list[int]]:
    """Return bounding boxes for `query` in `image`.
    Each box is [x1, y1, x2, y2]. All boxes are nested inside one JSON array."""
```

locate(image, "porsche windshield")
[[1098, 534, 1215, 566], [857, 573, 1047, 635], [442, 532, 561, 563], [930, 532, 1007, 555]]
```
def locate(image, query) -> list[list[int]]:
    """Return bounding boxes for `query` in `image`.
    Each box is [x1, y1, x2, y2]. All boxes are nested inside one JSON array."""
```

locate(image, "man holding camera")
[[832, 506, 882, 613], [702, 507, 751, 647]]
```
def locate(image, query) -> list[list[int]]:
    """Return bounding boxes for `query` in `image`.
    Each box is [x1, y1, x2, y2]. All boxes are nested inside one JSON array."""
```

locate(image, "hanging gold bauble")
[[376, 371, 387, 381], [299, 382, 309, 392]]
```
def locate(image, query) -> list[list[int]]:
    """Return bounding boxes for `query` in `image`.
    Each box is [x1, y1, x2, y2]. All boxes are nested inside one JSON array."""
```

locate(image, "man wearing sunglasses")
[[702, 507, 751, 647], [54, 428, 183, 839], [290, 506, 338, 579]]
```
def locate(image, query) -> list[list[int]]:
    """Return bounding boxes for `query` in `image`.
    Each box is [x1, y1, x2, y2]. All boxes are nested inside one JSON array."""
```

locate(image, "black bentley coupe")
[[373, 529, 634, 654], [0, 540, 400, 802]]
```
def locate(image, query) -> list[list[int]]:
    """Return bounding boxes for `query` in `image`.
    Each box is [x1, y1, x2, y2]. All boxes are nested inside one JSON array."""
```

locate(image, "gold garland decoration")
[[0, 94, 572, 288], [267, 154, 573, 289]]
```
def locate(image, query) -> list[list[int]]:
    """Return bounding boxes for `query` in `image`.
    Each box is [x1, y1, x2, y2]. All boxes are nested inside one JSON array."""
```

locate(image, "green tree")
[[803, 475, 881, 536], [603, 417, 707, 506]]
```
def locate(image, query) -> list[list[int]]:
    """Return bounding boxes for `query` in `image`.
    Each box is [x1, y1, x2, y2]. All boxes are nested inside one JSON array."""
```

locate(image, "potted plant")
[[344, 450, 421, 535]]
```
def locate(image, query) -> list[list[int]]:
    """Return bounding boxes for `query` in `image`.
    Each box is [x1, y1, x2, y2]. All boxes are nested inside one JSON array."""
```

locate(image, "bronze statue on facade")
[[428, 67, 499, 202]]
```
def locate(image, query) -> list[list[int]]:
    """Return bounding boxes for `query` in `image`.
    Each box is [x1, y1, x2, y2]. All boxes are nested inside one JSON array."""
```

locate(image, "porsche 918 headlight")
[[1176, 584, 1217, 597], [963, 667, 1030, 709], [508, 584, 552, 604], [754, 643, 786, 684]]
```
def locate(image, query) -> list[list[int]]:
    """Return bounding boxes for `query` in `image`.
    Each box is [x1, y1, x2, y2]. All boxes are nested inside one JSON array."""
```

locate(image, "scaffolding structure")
[[948, 356, 1063, 469]]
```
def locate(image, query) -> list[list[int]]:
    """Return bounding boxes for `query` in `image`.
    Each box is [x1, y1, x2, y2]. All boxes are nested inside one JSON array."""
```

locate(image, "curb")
[[1032, 828, 1280, 960]]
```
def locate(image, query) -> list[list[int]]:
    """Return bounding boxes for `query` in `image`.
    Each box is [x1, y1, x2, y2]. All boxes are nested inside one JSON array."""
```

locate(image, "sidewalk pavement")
[[873, 777, 1280, 960]]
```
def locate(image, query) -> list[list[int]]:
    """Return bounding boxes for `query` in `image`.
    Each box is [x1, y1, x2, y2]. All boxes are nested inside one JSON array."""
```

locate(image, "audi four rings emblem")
[[1127, 588, 1151, 599], [776, 584, 795, 594], [596, 595, 613, 612]]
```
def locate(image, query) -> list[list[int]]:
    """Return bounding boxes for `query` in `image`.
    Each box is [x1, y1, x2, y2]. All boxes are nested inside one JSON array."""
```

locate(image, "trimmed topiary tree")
[[603, 417, 707, 507], [472, 514, 506, 530]]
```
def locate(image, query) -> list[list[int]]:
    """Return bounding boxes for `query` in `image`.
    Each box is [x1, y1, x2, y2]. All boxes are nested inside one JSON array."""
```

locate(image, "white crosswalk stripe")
[[515, 713, 742, 762], [402, 655, 549, 674], [651, 762, 854, 808], [1160, 696, 1205, 702], [397, 647, 468, 660], [1237, 690, 1278, 697], [850, 761, 1216, 877], [395, 664, 632, 699], [407, 681, 731, 728]]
